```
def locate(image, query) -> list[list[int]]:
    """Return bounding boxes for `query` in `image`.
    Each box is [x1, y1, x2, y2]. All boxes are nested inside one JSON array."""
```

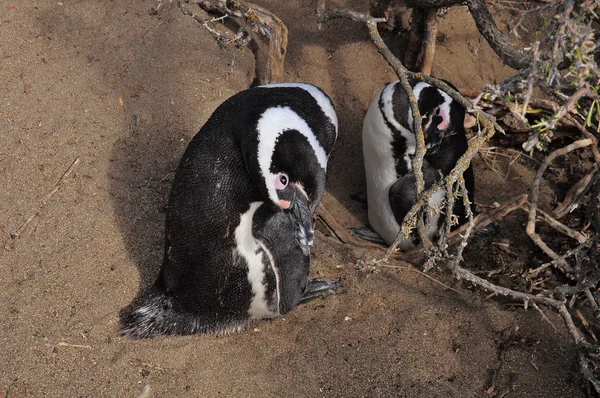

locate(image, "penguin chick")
[[120, 83, 340, 338], [360, 78, 475, 248]]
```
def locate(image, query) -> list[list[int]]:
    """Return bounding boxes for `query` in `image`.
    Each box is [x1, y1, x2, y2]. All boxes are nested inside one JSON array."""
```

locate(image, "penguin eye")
[[275, 172, 289, 190]]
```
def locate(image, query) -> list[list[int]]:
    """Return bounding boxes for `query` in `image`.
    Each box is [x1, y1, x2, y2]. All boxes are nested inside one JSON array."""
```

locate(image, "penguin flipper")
[[349, 226, 387, 245], [300, 278, 341, 303]]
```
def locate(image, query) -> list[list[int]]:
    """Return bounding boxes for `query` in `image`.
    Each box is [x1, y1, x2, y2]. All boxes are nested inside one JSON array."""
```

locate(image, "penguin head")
[[257, 128, 328, 248], [250, 104, 335, 246], [417, 84, 465, 154], [268, 130, 326, 210]]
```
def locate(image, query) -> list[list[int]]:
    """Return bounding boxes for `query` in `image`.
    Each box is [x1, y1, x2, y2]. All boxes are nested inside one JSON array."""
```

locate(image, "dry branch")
[[526, 138, 593, 270], [466, 0, 527, 69], [420, 9, 438, 75], [316, 0, 600, 390], [179, 0, 288, 85], [525, 238, 593, 279], [4, 157, 80, 251], [554, 163, 600, 219], [318, 2, 436, 250]]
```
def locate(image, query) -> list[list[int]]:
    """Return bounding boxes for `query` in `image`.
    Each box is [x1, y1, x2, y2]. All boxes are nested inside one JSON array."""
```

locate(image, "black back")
[[158, 85, 336, 321]]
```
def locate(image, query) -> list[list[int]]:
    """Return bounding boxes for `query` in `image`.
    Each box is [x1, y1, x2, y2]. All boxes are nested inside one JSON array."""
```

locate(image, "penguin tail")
[[119, 287, 180, 339], [120, 287, 255, 338]]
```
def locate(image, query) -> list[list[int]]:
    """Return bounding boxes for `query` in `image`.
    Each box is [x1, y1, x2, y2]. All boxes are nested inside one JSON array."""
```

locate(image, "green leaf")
[[526, 109, 544, 114], [587, 101, 596, 127]]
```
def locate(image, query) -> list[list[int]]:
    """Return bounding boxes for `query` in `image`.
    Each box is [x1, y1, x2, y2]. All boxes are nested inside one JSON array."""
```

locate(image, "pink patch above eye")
[[437, 109, 449, 130]]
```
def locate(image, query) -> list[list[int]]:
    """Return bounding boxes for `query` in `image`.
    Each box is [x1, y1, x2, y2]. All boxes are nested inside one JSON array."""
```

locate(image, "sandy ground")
[[0, 1, 586, 397]]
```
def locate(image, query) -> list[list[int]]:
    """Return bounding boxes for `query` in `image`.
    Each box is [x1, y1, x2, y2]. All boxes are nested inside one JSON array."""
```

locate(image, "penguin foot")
[[300, 278, 341, 303], [350, 191, 368, 207], [349, 226, 387, 245]]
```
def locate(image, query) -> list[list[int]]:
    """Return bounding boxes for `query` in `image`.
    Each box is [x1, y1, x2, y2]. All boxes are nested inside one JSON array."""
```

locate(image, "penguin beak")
[[427, 129, 444, 154], [426, 115, 446, 154], [288, 186, 314, 249]]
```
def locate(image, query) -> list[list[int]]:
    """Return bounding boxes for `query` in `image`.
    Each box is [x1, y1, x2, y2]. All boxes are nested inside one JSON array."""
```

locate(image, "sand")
[[0, 1, 584, 396]]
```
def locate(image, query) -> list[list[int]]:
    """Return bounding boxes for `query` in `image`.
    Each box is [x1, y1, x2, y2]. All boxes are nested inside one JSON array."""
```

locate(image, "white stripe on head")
[[235, 201, 279, 319], [380, 81, 403, 131], [380, 81, 416, 169], [262, 83, 338, 138], [411, 82, 454, 130], [437, 90, 452, 130], [256, 106, 328, 205], [409, 82, 431, 129]]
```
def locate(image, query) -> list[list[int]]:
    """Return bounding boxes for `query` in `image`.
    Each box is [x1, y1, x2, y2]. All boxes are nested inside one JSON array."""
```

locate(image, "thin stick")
[[419, 9, 438, 75], [446, 194, 528, 247], [8, 157, 80, 242], [522, 203, 588, 243], [584, 288, 599, 312], [576, 309, 598, 342], [57, 342, 92, 349], [527, 139, 592, 267], [554, 163, 599, 219], [525, 238, 592, 278], [532, 302, 558, 332], [378, 263, 461, 294]]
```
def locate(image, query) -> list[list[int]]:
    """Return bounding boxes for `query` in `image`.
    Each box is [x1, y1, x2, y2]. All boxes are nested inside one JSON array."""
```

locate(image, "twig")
[[447, 194, 528, 247], [449, 259, 564, 308], [317, 1, 434, 250], [521, 41, 539, 119], [466, 0, 527, 69], [525, 238, 593, 278], [5, 157, 80, 247], [314, 204, 423, 265], [180, 0, 289, 85], [57, 342, 92, 349], [576, 309, 598, 342], [532, 302, 558, 332], [378, 263, 462, 294], [526, 139, 592, 268], [447, 179, 475, 271], [522, 203, 588, 243], [584, 288, 599, 312], [553, 163, 599, 219], [315, 204, 384, 251]]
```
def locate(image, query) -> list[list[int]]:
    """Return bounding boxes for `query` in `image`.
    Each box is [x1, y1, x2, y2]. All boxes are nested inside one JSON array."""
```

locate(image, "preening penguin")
[[120, 83, 339, 338], [360, 79, 474, 248]]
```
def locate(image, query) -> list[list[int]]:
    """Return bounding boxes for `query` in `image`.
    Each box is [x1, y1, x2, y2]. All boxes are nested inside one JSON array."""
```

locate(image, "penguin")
[[120, 83, 340, 338], [357, 78, 475, 248]]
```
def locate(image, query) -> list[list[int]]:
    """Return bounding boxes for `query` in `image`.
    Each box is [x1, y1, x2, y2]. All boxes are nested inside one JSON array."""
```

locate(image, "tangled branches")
[[177, 0, 288, 85], [316, 0, 600, 391], [482, 0, 600, 153]]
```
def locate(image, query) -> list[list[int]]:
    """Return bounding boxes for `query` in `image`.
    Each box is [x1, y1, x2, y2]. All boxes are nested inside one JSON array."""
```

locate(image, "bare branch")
[[466, 0, 527, 69], [180, 0, 288, 85], [554, 163, 600, 219], [525, 238, 593, 279], [420, 9, 439, 75], [526, 138, 593, 268]]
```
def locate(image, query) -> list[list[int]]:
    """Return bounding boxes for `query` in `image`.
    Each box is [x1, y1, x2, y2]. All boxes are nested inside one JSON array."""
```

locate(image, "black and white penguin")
[[359, 79, 475, 248], [120, 83, 340, 338]]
